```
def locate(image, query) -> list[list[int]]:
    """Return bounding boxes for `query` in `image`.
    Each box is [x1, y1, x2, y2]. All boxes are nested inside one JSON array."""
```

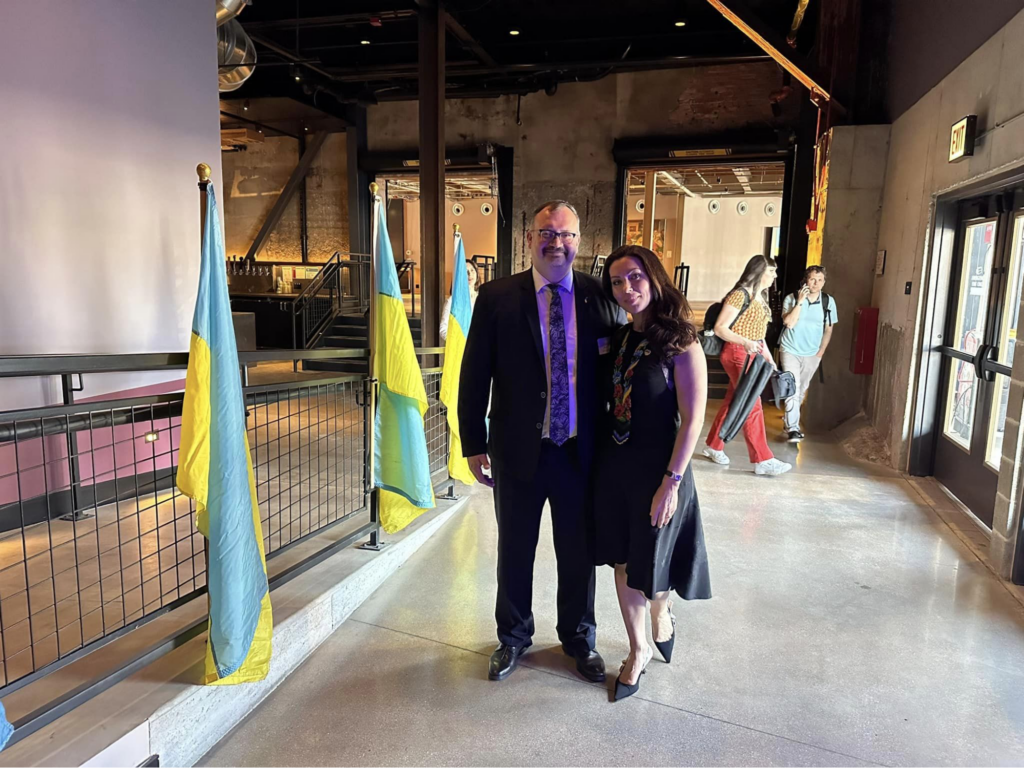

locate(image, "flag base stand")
[[358, 531, 388, 552]]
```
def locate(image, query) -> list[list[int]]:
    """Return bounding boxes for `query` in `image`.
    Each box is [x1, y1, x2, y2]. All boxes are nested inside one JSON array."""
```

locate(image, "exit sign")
[[949, 116, 977, 162]]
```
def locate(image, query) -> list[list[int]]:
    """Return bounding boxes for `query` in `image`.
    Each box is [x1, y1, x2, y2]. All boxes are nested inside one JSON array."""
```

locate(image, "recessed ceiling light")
[[361, 39, 371, 45], [509, 29, 520, 36], [675, 20, 687, 27]]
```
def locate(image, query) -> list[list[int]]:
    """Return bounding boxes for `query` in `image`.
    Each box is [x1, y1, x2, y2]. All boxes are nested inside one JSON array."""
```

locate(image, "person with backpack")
[[701, 255, 793, 476], [779, 265, 836, 442]]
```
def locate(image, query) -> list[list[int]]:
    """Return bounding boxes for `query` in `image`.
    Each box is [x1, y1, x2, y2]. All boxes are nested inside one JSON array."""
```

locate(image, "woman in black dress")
[[594, 245, 712, 701]]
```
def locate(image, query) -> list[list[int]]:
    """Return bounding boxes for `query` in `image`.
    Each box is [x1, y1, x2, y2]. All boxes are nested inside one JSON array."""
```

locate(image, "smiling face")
[[527, 205, 580, 282], [466, 261, 479, 291], [608, 256, 652, 316], [759, 263, 778, 292]]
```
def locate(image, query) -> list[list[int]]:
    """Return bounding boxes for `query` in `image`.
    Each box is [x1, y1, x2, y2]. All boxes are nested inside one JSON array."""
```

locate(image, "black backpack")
[[700, 288, 751, 357]]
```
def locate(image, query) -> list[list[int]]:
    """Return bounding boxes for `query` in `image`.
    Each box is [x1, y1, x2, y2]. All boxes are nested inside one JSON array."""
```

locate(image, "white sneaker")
[[754, 458, 793, 476], [702, 447, 730, 465]]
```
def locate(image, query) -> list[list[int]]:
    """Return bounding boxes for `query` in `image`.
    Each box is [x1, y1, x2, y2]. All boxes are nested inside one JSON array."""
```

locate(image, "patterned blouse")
[[724, 289, 771, 341]]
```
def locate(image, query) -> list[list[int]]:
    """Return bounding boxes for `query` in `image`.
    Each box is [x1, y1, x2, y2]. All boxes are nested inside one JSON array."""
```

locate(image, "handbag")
[[700, 289, 751, 356], [770, 369, 796, 411]]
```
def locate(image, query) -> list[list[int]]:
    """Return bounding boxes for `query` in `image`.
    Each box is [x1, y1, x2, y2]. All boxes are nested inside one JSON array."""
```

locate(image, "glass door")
[[934, 192, 1024, 526]]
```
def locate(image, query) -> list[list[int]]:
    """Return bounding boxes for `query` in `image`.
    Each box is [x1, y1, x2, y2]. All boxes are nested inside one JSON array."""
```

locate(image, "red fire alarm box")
[[850, 307, 879, 375]]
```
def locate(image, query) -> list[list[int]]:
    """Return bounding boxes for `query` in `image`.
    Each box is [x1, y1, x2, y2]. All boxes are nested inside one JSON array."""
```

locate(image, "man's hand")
[[799, 285, 812, 301], [468, 454, 495, 488]]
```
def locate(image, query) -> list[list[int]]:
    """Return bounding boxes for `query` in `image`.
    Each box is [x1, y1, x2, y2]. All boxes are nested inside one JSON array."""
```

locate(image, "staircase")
[[303, 313, 422, 375]]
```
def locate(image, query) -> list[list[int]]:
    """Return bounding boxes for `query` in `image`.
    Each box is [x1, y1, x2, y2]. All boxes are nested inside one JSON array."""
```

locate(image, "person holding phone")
[[779, 265, 836, 442]]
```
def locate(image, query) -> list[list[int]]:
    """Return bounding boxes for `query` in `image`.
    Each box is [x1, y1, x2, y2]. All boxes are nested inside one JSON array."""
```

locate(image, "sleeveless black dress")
[[592, 326, 712, 601]]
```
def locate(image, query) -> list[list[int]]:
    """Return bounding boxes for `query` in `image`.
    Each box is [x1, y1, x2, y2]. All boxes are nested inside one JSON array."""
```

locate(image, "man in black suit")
[[459, 200, 626, 682]]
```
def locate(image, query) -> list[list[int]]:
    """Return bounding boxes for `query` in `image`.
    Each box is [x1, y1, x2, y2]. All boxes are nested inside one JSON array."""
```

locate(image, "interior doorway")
[[932, 188, 1024, 527], [618, 162, 786, 323], [373, 171, 500, 316]]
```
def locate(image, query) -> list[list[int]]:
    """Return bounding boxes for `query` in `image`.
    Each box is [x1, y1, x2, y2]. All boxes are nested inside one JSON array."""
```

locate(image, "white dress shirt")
[[532, 267, 578, 440]]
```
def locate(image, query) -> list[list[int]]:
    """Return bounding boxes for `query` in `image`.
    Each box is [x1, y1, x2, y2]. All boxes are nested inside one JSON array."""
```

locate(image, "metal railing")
[[291, 252, 372, 350], [415, 347, 454, 499], [471, 255, 496, 285], [674, 263, 691, 296], [0, 349, 375, 692]]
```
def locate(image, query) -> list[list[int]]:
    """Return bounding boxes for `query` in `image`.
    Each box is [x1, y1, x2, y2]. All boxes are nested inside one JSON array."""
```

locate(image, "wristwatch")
[[664, 470, 683, 483]]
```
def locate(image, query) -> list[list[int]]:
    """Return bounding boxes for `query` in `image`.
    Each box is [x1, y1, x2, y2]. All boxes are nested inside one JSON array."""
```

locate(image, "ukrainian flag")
[[178, 182, 272, 685], [372, 194, 435, 533], [439, 231, 476, 486]]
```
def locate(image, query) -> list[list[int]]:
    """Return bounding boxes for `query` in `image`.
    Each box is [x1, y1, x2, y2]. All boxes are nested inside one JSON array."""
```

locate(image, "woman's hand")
[[650, 478, 680, 528], [742, 338, 760, 355]]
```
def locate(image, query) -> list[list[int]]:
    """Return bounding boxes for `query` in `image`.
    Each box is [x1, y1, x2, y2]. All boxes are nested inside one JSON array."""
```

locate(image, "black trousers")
[[492, 439, 596, 655]]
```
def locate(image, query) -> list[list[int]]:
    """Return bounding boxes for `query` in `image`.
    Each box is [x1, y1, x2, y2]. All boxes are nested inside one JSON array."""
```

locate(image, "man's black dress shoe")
[[489, 643, 530, 681], [564, 647, 607, 683]]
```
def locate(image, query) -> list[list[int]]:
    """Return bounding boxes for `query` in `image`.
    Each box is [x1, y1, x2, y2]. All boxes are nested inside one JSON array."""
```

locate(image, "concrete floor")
[[202, 409, 1024, 767]]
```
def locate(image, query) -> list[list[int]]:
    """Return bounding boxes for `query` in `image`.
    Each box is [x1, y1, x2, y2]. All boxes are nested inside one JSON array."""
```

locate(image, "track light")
[[509, 29, 520, 36], [360, 40, 371, 45], [675, 20, 687, 27]]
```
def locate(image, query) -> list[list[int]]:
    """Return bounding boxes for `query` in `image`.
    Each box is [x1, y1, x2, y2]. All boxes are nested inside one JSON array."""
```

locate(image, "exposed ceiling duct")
[[217, 0, 255, 93]]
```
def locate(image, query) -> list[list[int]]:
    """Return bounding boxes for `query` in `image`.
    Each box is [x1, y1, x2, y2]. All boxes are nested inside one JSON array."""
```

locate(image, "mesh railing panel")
[[421, 371, 449, 477], [0, 376, 367, 689]]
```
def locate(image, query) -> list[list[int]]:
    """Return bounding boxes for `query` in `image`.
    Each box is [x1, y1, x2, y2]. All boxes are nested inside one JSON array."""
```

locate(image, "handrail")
[[0, 348, 370, 378], [294, 253, 340, 312]]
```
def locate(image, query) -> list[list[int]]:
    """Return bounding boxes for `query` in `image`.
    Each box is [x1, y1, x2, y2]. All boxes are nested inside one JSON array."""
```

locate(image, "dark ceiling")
[[222, 0, 814, 113]]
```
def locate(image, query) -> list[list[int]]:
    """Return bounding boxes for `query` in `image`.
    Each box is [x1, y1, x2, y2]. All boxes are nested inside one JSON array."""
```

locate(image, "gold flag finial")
[[196, 163, 212, 182], [370, 182, 379, 196], [453, 223, 461, 234]]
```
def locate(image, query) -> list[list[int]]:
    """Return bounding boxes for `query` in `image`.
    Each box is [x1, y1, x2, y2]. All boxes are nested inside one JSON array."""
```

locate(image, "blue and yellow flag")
[[372, 196, 435, 533], [178, 183, 272, 685], [439, 232, 476, 486]]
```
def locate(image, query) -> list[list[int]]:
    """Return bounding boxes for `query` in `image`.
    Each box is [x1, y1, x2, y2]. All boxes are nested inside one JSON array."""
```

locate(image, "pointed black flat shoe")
[[653, 610, 676, 663], [613, 647, 652, 701]]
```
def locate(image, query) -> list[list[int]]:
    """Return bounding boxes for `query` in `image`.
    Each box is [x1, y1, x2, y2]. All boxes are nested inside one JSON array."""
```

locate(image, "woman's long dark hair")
[[731, 254, 778, 303], [602, 245, 698, 359]]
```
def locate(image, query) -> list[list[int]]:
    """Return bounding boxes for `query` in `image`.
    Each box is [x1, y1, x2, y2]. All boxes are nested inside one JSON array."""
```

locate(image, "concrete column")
[[802, 125, 891, 433]]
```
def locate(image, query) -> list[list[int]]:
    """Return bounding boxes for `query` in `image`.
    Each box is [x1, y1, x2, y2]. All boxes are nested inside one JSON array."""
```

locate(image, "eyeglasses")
[[534, 229, 580, 243]]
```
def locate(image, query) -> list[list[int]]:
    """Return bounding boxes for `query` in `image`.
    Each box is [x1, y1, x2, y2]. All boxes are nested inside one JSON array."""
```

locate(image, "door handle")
[[973, 344, 997, 382]]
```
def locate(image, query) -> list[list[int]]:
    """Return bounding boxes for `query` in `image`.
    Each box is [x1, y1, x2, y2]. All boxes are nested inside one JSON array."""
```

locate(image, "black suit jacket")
[[458, 269, 626, 480]]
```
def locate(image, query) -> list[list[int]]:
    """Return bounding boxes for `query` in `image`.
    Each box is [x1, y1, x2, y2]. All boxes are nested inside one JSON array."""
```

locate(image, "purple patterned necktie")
[[546, 284, 570, 445]]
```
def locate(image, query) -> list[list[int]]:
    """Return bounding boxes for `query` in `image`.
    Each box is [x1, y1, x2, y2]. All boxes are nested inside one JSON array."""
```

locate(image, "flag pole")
[[196, 162, 213, 611], [361, 182, 384, 551], [197, 163, 211, 234]]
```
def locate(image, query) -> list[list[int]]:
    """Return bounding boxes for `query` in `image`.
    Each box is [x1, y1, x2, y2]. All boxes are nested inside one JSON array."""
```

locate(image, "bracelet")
[[665, 470, 683, 483]]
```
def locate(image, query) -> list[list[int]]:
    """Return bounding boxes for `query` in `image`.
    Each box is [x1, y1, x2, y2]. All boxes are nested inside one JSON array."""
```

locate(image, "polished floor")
[[202, 411, 1024, 767]]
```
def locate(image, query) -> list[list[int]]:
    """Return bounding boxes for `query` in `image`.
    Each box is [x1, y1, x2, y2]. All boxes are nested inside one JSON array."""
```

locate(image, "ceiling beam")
[[314, 53, 770, 83], [658, 171, 696, 198], [241, 11, 415, 32], [704, 0, 844, 113], [444, 9, 498, 67]]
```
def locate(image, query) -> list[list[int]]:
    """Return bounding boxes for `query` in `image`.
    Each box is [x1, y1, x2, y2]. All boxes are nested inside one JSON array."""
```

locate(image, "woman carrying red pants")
[[703, 255, 792, 476]]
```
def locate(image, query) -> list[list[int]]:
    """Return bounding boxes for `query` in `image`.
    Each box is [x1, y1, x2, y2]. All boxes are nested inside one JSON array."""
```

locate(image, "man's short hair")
[[804, 265, 827, 280], [533, 200, 580, 224]]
